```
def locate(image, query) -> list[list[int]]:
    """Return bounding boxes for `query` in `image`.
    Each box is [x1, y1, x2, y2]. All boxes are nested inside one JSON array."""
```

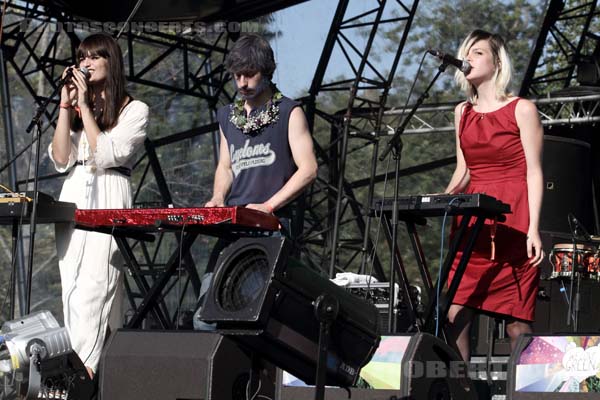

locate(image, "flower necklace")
[[229, 90, 283, 135]]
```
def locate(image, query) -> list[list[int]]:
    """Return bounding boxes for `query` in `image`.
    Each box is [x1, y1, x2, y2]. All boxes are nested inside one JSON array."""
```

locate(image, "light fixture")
[[199, 236, 381, 389], [0, 310, 93, 399]]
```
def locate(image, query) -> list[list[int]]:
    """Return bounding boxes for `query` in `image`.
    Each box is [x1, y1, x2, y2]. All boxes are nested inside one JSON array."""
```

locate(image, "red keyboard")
[[75, 206, 280, 233]]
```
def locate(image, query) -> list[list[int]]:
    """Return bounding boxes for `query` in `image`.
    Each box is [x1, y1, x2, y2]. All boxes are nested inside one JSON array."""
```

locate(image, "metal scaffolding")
[[1, 0, 599, 327], [301, 0, 420, 280], [520, 0, 600, 96]]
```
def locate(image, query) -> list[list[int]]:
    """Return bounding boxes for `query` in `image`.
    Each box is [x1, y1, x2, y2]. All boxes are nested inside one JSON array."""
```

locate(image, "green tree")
[[387, 0, 542, 103], [305, 0, 545, 288]]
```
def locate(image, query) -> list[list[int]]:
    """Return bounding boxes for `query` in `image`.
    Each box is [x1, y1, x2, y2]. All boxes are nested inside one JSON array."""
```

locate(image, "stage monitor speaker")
[[401, 333, 477, 400], [276, 333, 477, 400], [540, 135, 594, 234], [507, 333, 600, 399], [98, 330, 275, 400]]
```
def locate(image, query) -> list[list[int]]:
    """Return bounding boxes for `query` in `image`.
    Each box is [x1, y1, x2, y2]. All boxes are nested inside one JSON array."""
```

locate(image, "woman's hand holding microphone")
[[59, 66, 89, 111]]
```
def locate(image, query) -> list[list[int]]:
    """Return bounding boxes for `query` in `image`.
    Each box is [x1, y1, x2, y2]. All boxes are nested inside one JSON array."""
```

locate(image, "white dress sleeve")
[[48, 132, 79, 173], [94, 100, 149, 169]]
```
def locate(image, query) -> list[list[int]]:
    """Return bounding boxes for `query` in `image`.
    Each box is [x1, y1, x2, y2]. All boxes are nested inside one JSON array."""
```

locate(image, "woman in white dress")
[[49, 33, 148, 379]]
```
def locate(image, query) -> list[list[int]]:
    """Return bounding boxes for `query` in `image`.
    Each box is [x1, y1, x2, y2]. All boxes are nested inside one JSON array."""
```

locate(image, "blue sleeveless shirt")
[[217, 96, 299, 207]]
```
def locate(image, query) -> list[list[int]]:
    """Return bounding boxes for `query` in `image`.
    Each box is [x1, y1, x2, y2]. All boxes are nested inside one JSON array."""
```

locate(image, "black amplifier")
[[345, 282, 422, 333], [344, 282, 396, 306]]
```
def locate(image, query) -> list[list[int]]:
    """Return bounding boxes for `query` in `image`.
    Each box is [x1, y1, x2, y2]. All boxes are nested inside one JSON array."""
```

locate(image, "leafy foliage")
[[386, 0, 542, 102], [306, 0, 545, 285]]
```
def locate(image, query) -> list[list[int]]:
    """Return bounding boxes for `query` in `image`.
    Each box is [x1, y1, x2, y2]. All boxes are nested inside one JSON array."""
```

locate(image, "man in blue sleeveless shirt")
[[194, 34, 317, 329], [206, 34, 317, 215]]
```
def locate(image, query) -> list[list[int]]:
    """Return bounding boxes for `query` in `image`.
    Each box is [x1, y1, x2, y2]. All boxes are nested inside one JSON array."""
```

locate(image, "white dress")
[[48, 100, 148, 373]]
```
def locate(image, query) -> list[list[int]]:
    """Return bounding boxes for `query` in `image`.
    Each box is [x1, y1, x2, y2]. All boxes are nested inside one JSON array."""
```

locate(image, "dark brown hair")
[[73, 33, 128, 131], [224, 34, 276, 79]]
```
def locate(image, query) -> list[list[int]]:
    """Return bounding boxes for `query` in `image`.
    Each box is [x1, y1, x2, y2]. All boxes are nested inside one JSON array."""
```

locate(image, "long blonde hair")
[[454, 29, 513, 104]]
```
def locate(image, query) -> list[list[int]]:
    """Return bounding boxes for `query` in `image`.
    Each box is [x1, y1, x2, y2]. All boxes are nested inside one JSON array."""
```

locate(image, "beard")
[[238, 76, 270, 100]]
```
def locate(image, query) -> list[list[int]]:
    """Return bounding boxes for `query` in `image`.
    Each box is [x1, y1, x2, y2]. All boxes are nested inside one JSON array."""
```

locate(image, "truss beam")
[[520, 0, 600, 96], [302, 0, 419, 279]]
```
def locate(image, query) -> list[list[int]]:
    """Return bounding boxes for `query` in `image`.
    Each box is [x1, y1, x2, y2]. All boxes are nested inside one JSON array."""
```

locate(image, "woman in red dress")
[[444, 30, 544, 361]]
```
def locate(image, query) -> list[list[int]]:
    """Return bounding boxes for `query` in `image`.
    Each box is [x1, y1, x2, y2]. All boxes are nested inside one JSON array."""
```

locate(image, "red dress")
[[448, 98, 540, 321]]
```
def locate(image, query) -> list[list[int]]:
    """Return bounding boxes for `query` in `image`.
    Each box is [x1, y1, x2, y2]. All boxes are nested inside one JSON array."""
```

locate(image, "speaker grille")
[[218, 249, 270, 312]]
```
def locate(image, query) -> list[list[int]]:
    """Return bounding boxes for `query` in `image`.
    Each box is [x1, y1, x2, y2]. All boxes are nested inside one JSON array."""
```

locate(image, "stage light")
[[0, 310, 93, 400], [199, 236, 381, 388]]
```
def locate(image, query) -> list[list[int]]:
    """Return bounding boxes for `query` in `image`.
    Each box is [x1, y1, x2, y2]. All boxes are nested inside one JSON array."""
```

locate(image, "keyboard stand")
[[378, 213, 432, 332], [73, 223, 201, 329], [421, 212, 485, 335], [377, 207, 505, 340], [117, 231, 201, 329], [75, 222, 264, 329]]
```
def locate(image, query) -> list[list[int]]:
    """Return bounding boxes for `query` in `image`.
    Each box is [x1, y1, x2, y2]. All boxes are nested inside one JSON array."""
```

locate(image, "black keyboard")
[[0, 192, 76, 224], [371, 193, 510, 218]]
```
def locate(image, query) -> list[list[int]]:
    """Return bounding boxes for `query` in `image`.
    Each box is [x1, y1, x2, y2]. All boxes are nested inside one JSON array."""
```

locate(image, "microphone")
[[26, 66, 90, 133], [568, 213, 592, 241], [427, 49, 471, 74], [58, 66, 90, 87]]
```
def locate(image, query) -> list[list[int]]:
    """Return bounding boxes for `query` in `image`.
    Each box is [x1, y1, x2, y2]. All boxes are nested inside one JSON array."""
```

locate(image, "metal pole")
[[0, 47, 27, 317]]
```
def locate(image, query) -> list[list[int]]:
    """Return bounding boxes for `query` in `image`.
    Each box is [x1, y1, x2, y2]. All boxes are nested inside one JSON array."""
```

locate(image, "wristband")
[[265, 202, 274, 213], [59, 103, 71, 110]]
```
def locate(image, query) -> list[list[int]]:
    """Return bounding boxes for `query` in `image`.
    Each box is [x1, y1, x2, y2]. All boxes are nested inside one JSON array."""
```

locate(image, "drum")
[[549, 243, 598, 279]]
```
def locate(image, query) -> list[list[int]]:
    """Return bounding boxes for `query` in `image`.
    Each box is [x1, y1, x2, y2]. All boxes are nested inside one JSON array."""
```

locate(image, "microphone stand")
[[566, 231, 578, 330], [0, 73, 73, 175], [379, 62, 449, 333], [23, 82, 63, 314], [566, 215, 592, 331]]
